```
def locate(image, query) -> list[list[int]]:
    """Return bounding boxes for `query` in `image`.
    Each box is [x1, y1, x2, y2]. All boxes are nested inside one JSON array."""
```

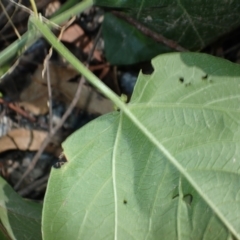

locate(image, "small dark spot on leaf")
[[53, 152, 67, 169], [209, 79, 213, 83], [185, 82, 191, 87], [202, 74, 208, 80], [123, 199, 127, 204], [179, 77, 184, 83], [183, 194, 193, 206]]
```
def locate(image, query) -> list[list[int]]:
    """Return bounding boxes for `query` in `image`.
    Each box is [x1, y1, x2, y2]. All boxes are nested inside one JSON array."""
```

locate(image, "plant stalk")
[[0, 0, 93, 67]]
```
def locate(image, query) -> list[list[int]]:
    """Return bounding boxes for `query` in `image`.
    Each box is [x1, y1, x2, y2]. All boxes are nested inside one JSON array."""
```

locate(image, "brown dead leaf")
[[19, 82, 49, 115], [83, 41, 103, 62], [60, 81, 114, 114], [61, 23, 103, 62], [19, 63, 79, 115], [45, 1, 61, 17], [0, 129, 47, 153], [61, 24, 85, 43], [19, 62, 114, 115], [33, 63, 79, 86]]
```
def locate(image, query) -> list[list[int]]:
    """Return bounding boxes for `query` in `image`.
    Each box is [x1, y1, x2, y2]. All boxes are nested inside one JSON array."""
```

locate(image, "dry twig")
[[0, 99, 36, 122]]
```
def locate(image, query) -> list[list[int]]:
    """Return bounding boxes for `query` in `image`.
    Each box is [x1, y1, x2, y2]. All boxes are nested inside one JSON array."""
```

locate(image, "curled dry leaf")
[[61, 24, 103, 62], [19, 62, 78, 115], [19, 83, 49, 115], [0, 129, 47, 153], [61, 24, 85, 43]]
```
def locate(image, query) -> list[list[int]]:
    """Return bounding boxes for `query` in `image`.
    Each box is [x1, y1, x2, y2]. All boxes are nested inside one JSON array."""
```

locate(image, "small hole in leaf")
[[183, 194, 193, 206], [179, 77, 184, 83], [123, 199, 127, 204], [53, 152, 68, 169], [141, 63, 154, 74], [202, 74, 208, 80]]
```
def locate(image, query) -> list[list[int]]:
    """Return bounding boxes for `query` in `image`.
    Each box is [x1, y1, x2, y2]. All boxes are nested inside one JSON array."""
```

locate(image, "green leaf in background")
[[98, 0, 240, 64], [0, 177, 42, 240], [43, 53, 240, 239], [102, 13, 170, 65]]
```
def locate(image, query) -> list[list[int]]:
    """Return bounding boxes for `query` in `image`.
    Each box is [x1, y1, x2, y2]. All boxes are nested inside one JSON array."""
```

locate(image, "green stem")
[[29, 0, 38, 16], [0, 0, 93, 67], [30, 15, 124, 110]]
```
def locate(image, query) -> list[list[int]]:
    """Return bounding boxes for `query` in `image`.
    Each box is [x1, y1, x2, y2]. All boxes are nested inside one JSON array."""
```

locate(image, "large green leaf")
[[98, 0, 240, 64], [43, 53, 240, 239], [0, 177, 42, 240]]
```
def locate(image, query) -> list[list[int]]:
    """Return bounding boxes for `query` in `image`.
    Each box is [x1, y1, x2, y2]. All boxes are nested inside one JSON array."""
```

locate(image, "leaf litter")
[[0, 4, 116, 198]]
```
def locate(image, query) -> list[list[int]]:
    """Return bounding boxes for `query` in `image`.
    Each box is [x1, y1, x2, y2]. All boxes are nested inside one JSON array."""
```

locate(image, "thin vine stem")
[[29, 0, 38, 17], [0, 0, 93, 66]]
